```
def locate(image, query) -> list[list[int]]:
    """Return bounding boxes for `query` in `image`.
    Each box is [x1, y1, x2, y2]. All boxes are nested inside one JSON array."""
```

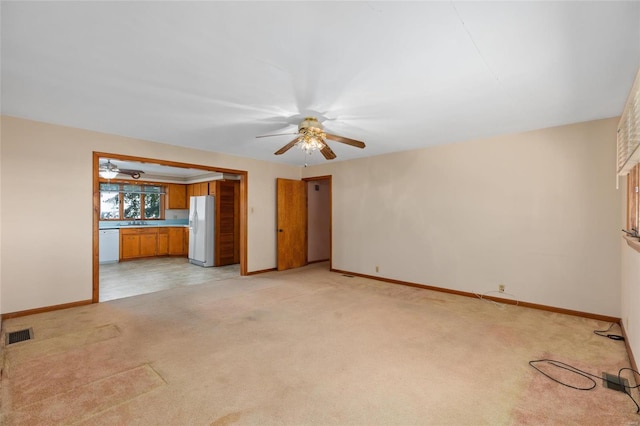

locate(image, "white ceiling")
[[2, 2, 640, 167], [99, 158, 219, 181]]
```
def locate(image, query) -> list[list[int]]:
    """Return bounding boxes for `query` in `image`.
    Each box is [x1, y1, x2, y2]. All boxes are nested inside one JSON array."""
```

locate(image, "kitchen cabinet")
[[121, 233, 141, 259], [120, 226, 188, 260], [166, 184, 187, 209], [140, 233, 158, 257], [189, 182, 209, 197], [157, 228, 169, 255], [120, 228, 159, 260], [168, 227, 185, 255]]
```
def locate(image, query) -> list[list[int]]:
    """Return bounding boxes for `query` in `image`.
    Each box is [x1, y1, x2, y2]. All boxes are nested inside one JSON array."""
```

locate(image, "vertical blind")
[[617, 68, 640, 176]]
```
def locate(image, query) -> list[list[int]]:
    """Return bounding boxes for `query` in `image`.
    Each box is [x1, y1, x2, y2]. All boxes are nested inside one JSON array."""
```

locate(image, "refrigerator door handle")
[[192, 210, 198, 235]]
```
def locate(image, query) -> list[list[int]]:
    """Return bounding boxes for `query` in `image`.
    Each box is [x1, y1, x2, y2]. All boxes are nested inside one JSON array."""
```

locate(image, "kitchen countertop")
[[99, 224, 189, 230]]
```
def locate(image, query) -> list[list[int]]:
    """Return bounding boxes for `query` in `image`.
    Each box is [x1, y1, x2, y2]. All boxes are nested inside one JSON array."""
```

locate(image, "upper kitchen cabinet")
[[196, 182, 209, 196], [166, 184, 187, 209], [187, 182, 209, 197]]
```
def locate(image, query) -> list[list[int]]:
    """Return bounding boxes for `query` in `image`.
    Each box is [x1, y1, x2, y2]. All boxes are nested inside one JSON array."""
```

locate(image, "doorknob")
[[278, 229, 283, 232]]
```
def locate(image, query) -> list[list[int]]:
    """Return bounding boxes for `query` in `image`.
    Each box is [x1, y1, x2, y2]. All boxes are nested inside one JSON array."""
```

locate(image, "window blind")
[[617, 68, 640, 176]]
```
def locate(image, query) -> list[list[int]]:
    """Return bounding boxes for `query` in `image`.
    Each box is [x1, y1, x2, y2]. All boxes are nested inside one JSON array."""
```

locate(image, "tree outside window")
[[100, 183, 163, 220], [100, 183, 120, 219]]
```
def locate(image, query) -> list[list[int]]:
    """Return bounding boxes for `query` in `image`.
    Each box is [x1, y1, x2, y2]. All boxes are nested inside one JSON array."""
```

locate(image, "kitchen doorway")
[[93, 152, 248, 303]]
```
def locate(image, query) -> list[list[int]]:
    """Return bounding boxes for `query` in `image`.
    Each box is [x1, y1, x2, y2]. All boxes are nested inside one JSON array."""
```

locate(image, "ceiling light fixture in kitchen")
[[98, 159, 145, 180], [99, 160, 119, 179]]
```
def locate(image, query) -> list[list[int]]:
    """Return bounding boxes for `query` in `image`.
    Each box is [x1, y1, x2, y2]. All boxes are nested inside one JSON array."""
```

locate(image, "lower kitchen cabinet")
[[157, 228, 169, 255], [140, 233, 158, 257], [121, 228, 158, 260], [121, 233, 141, 259], [168, 227, 185, 255], [120, 226, 188, 260]]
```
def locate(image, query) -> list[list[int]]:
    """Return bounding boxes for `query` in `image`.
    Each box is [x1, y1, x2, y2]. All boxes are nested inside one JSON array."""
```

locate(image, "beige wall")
[[0, 116, 300, 314], [0, 116, 3, 328], [303, 118, 622, 317], [621, 242, 640, 365], [0, 115, 624, 319], [620, 174, 640, 367]]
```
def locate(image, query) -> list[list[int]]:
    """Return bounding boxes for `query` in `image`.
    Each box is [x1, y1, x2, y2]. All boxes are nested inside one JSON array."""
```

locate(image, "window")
[[621, 68, 640, 242], [100, 183, 164, 220], [628, 165, 639, 233], [100, 183, 120, 219]]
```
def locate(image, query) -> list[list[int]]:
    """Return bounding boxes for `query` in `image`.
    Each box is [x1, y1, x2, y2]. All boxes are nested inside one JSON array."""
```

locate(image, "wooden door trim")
[[92, 152, 249, 303]]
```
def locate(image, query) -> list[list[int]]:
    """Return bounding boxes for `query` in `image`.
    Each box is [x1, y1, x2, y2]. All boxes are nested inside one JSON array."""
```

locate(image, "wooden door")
[[277, 178, 306, 271], [214, 180, 239, 266]]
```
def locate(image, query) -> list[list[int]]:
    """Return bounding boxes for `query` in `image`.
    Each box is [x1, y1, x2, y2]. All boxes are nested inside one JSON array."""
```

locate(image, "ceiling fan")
[[256, 116, 365, 160], [99, 160, 145, 180]]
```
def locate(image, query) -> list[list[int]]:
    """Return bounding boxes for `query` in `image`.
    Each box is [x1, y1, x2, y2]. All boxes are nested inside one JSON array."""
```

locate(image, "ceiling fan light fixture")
[[99, 160, 120, 179], [296, 126, 326, 154], [296, 136, 325, 153], [264, 115, 364, 160]]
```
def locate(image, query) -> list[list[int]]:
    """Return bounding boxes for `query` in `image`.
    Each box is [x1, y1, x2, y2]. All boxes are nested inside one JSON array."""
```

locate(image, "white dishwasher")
[[99, 229, 120, 264]]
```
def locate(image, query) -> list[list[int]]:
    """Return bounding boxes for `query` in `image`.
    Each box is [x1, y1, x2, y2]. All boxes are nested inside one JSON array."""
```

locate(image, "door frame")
[[92, 151, 248, 303], [302, 175, 332, 270]]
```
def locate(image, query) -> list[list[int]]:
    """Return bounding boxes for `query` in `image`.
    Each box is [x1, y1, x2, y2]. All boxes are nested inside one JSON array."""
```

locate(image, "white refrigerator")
[[188, 195, 215, 267]]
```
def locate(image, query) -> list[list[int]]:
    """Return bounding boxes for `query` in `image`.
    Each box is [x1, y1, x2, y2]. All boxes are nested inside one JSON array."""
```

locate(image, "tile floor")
[[99, 257, 240, 301]]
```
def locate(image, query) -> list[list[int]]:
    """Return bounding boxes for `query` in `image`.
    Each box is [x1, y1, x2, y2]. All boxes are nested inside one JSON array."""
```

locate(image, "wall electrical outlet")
[[375, 266, 379, 273], [498, 284, 505, 293]]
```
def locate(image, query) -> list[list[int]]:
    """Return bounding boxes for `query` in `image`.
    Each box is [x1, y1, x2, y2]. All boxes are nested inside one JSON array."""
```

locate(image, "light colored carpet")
[[1, 262, 638, 425]]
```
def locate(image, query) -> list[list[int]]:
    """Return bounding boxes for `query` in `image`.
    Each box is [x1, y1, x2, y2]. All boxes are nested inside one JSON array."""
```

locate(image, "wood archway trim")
[[92, 152, 249, 303]]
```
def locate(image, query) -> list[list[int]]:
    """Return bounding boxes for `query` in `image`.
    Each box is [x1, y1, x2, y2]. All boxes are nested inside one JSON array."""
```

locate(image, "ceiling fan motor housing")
[[298, 117, 322, 133]]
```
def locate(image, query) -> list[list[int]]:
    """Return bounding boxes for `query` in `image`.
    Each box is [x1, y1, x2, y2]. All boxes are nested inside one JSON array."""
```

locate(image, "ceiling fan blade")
[[118, 169, 145, 179], [325, 133, 366, 149], [274, 138, 300, 155], [256, 132, 299, 139], [320, 142, 337, 160]]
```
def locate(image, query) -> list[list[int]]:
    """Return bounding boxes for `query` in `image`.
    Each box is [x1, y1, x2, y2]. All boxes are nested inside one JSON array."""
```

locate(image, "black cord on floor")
[[619, 367, 640, 413], [529, 359, 597, 390], [594, 323, 625, 341], [529, 359, 640, 414]]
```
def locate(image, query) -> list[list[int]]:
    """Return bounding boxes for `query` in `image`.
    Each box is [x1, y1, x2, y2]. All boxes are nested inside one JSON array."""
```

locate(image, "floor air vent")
[[342, 274, 354, 278], [602, 372, 629, 393], [6, 328, 33, 345]]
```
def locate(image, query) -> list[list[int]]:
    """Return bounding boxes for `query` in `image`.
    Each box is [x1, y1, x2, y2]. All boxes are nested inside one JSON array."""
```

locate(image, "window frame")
[[99, 181, 165, 221], [628, 165, 639, 233]]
